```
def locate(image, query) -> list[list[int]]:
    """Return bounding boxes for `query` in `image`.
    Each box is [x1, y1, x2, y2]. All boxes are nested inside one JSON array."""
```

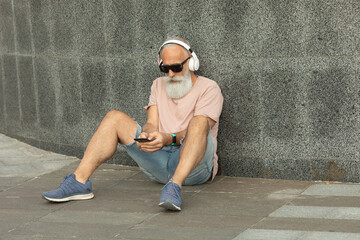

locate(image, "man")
[[43, 38, 224, 211]]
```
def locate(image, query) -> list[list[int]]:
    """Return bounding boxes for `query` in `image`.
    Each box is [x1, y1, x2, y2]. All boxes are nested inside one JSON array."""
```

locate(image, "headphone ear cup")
[[193, 57, 199, 71], [189, 54, 199, 71], [188, 58, 195, 71]]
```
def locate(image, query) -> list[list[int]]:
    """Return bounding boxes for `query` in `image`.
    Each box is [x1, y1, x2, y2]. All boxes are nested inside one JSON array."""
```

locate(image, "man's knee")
[[104, 110, 125, 120], [103, 110, 130, 126]]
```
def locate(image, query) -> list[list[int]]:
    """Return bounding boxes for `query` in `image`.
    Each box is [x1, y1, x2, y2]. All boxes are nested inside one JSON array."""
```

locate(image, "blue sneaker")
[[42, 173, 94, 202], [159, 179, 182, 211]]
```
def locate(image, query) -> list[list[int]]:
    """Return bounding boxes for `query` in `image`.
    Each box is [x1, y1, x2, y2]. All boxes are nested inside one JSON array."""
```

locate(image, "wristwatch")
[[171, 133, 176, 146]]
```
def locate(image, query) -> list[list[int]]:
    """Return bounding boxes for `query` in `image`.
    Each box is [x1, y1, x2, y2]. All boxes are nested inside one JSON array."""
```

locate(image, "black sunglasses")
[[159, 57, 191, 73]]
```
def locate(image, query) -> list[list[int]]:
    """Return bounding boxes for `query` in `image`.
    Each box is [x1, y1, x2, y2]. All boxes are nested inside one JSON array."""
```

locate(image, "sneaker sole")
[[43, 192, 94, 202], [159, 201, 181, 211]]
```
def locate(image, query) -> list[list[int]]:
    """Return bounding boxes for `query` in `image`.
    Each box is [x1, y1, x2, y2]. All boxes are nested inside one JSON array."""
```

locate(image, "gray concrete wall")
[[1, 0, 359, 182]]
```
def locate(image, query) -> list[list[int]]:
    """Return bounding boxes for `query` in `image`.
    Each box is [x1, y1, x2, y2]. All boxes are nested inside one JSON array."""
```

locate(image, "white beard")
[[163, 70, 192, 99]]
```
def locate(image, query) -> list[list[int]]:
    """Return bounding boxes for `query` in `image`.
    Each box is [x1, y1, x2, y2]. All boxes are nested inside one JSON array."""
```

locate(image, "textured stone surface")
[[74, 0, 106, 57], [14, 0, 33, 54], [216, 0, 259, 58], [3, 55, 21, 136], [0, 55, 5, 132], [355, 0, 360, 55], [0, 133, 76, 177], [310, 159, 359, 183], [234, 229, 360, 240], [261, 58, 309, 160], [50, 0, 78, 57], [79, 58, 108, 143], [55, 58, 83, 146], [29, 0, 52, 55], [202, 59, 262, 156], [258, 0, 306, 57], [306, 57, 359, 160], [17, 56, 38, 139], [104, 0, 136, 58], [133, 0, 166, 58], [1, 140, 360, 239], [302, 184, 360, 197], [33, 57, 59, 146], [304, 0, 354, 56], [0, 0, 15, 53], [270, 205, 360, 220], [265, 158, 312, 181], [253, 218, 360, 233], [1, 1, 360, 181]]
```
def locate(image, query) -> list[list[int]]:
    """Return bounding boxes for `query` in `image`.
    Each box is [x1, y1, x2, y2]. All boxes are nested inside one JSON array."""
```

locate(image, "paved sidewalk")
[[1, 134, 360, 239]]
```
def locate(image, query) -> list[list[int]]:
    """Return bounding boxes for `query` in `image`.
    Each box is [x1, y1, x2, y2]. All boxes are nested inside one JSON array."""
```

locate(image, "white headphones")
[[158, 40, 200, 72]]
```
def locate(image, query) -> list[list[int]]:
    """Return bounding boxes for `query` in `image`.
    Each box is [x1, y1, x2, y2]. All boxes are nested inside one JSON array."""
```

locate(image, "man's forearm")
[[142, 123, 158, 134], [163, 129, 187, 146]]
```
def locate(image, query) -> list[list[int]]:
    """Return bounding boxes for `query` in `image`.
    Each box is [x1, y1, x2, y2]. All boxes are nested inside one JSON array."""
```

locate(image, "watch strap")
[[171, 133, 176, 146]]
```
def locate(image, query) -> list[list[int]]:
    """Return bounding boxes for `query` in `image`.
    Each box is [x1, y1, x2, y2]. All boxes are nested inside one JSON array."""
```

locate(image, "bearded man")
[[43, 38, 224, 211]]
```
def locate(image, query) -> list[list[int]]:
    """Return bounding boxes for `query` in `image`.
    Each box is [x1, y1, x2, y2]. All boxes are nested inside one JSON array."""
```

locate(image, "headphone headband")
[[159, 40, 193, 55], [158, 39, 200, 71]]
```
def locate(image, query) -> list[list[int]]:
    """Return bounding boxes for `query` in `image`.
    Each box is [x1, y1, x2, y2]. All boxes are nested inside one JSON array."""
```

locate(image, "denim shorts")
[[119, 123, 214, 186]]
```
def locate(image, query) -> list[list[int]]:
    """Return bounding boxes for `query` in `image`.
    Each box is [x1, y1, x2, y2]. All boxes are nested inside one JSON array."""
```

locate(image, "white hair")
[[159, 38, 191, 59]]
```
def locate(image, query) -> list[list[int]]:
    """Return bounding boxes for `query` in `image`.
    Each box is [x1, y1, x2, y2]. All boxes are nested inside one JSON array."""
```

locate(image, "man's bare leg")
[[171, 115, 209, 187], [74, 110, 138, 184]]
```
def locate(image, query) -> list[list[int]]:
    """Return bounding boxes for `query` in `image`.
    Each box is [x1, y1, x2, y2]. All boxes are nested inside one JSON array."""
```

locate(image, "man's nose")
[[167, 70, 176, 77]]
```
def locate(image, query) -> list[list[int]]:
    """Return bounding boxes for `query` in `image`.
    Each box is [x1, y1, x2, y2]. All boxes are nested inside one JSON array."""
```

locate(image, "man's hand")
[[136, 131, 171, 152]]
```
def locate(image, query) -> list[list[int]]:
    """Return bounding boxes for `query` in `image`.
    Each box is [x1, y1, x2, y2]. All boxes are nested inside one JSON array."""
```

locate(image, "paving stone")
[[270, 205, 360, 220], [302, 183, 360, 197], [2, 132, 360, 238], [93, 186, 194, 204], [291, 195, 360, 208], [203, 177, 312, 194], [91, 168, 139, 181], [253, 217, 360, 233], [66, 198, 160, 214], [234, 229, 360, 240], [142, 211, 261, 229], [97, 163, 141, 172], [0, 209, 51, 232], [0, 196, 72, 210], [39, 210, 154, 226], [115, 225, 242, 240], [10, 221, 125, 239], [0, 176, 33, 187], [184, 192, 287, 217], [110, 179, 165, 192]]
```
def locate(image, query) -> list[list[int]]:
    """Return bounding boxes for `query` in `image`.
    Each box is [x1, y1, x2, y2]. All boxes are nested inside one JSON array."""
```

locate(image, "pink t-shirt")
[[144, 76, 224, 180]]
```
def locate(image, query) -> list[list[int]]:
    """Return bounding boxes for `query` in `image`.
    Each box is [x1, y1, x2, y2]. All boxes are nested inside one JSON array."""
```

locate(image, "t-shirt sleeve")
[[194, 84, 224, 123], [144, 80, 158, 110]]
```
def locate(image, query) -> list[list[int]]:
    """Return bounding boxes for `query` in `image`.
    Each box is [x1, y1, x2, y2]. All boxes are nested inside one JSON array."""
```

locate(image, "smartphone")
[[134, 138, 153, 143]]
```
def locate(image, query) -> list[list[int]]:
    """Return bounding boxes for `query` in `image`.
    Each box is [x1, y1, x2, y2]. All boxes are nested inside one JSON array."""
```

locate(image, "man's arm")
[[140, 105, 159, 135], [138, 110, 215, 152], [167, 117, 214, 145]]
